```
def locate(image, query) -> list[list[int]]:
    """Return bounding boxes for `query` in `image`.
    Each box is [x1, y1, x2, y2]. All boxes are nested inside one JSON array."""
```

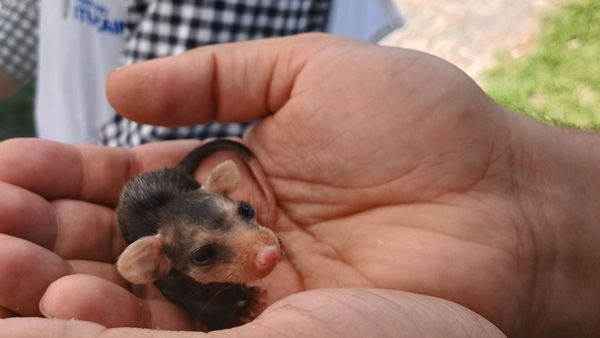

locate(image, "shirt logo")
[[67, 0, 125, 36]]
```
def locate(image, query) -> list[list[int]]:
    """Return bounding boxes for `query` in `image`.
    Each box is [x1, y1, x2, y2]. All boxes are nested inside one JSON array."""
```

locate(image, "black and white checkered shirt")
[[101, 0, 332, 147], [0, 0, 38, 85]]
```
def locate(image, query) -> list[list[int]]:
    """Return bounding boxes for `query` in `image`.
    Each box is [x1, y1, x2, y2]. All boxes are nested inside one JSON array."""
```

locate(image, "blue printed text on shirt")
[[71, 0, 125, 36]]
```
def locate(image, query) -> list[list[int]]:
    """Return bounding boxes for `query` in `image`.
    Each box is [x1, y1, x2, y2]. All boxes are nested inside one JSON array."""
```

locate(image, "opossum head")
[[117, 160, 281, 285]]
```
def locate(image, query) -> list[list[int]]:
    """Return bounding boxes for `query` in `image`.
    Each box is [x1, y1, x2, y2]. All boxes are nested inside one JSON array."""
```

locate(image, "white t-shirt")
[[36, 0, 126, 143], [327, 0, 404, 42]]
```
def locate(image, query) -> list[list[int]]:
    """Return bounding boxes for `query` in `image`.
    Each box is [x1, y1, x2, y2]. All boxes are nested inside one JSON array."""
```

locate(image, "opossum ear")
[[203, 160, 240, 194], [116, 235, 171, 284]]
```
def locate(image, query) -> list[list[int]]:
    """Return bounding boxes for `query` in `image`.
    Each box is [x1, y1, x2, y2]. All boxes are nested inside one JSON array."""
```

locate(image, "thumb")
[[0, 289, 506, 337], [106, 33, 336, 127], [213, 289, 506, 338]]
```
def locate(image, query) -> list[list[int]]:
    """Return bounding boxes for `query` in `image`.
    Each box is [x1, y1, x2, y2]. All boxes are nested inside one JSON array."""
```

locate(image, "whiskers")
[[200, 276, 238, 312]]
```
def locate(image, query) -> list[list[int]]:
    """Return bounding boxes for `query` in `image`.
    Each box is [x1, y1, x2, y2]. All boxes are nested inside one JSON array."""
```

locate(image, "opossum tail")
[[178, 139, 253, 175]]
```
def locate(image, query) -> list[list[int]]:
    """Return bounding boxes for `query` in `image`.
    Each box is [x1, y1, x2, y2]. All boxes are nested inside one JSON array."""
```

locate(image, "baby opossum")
[[115, 139, 281, 330]]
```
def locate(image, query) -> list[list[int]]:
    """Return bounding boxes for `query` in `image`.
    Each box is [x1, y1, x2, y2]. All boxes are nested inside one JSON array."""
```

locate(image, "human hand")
[[105, 33, 600, 337], [2, 34, 599, 337], [0, 139, 502, 337]]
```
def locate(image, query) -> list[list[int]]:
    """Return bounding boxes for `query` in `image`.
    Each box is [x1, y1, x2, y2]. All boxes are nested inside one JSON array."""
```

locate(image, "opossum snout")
[[255, 245, 280, 276]]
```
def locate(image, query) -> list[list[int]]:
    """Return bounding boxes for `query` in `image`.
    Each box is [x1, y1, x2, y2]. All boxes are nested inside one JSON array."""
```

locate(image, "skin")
[[0, 34, 599, 337]]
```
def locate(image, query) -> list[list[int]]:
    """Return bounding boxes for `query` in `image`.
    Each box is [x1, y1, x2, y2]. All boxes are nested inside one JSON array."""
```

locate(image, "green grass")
[[483, 0, 600, 129], [0, 86, 35, 140]]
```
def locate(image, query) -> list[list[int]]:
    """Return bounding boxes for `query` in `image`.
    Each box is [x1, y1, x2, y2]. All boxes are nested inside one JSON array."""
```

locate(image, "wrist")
[[508, 111, 600, 336]]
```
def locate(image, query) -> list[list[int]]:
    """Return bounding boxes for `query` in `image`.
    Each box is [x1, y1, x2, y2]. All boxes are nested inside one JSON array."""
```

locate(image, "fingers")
[[0, 139, 129, 206], [40, 274, 193, 331], [0, 181, 57, 249], [1, 289, 506, 338], [0, 182, 124, 261], [0, 234, 72, 315], [0, 139, 84, 202], [0, 139, 207, 207], [106, 33, 336, 127], [0, 235, 131, 317], [52, 200, 124, 262]]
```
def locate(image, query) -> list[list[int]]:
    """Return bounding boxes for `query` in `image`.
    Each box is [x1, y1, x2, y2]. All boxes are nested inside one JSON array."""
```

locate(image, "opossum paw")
[[248, 287, 268, 318]]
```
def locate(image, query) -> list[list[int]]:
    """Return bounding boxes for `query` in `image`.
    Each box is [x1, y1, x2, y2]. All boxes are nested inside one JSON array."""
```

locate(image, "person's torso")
[[36, 0, 126, 143]]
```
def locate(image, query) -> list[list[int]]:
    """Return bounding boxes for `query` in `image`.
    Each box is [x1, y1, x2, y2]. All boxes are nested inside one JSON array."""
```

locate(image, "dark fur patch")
[[165, 193, 230, 232], [117, 167, 200, 244], [154, 271, 258, 330]]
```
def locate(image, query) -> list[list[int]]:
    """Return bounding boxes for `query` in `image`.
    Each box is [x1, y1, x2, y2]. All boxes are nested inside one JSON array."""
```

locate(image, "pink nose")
[[255, 245, 280, 275]]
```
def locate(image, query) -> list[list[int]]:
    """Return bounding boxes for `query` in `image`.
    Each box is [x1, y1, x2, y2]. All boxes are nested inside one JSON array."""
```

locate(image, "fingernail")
[[38, 295, 52, 318]]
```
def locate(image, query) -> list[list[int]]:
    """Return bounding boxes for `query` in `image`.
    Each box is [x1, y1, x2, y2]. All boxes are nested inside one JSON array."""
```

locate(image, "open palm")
[[236, 36, 530, 335], [0, 35, 550, 337]]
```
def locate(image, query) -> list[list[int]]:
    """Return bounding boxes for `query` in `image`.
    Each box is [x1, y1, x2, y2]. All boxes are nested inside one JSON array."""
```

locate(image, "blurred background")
[[0, 0, 598, 141]]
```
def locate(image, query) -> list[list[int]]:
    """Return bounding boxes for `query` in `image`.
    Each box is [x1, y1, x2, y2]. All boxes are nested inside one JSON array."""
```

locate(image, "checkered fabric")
[[0, 0, 38, 84], [101, 0, 331, 147]]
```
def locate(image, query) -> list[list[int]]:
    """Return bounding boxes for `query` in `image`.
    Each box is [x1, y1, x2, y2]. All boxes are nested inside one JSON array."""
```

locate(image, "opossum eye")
[[238, 201, 255, 220], [192, 244, 218, 266]]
